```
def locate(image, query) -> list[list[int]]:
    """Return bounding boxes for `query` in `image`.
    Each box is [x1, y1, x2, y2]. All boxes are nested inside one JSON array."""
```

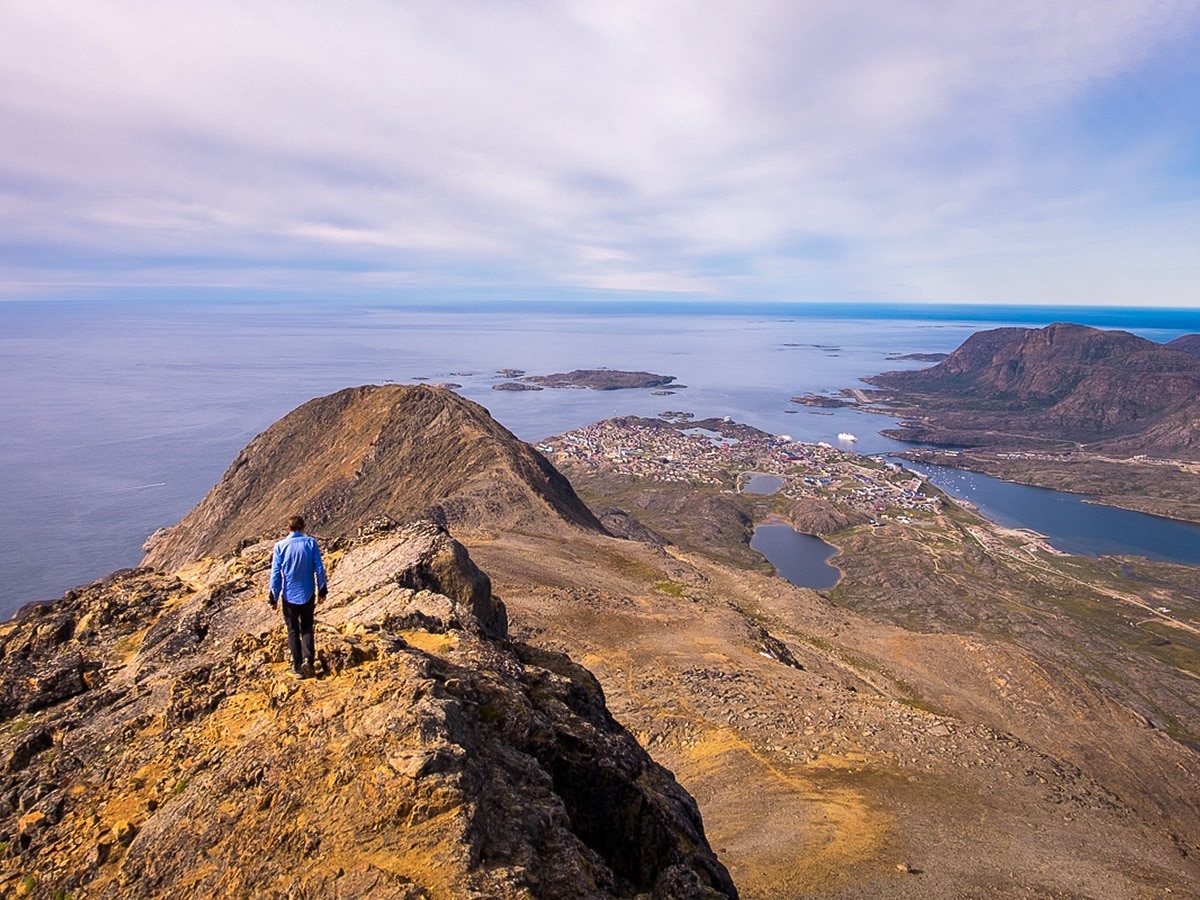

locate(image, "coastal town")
[[540, 417, 942, 518]]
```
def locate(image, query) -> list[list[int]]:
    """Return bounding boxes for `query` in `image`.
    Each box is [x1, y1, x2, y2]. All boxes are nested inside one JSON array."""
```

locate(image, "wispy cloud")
[[3, 1, 1199, 305]]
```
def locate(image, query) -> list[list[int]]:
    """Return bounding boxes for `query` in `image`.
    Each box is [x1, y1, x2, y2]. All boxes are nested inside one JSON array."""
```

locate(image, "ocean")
[[3, 298, 1198, 619]]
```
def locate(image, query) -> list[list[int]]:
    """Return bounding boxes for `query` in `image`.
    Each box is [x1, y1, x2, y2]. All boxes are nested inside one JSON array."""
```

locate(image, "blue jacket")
[[270, 532, 327, 605]]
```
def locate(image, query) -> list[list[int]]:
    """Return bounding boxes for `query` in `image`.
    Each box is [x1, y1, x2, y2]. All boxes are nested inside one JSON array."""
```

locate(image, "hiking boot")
[[301, 661, 315, 679], [289, 668, 303, 679]]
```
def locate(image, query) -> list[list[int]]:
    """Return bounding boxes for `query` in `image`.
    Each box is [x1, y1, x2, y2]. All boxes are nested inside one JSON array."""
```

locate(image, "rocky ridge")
[[1167, 334, 1200, 356], [143, 384, 604, 572], [0, 521, 735, 899]]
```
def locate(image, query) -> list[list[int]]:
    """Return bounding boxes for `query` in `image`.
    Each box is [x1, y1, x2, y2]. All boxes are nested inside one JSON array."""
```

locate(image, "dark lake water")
[[907, 463, 1200, 565], [750, 524, 841, 590]]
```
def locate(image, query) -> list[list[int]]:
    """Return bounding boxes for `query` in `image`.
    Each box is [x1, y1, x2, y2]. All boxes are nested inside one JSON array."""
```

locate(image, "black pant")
[[282, 597, 315, 672]]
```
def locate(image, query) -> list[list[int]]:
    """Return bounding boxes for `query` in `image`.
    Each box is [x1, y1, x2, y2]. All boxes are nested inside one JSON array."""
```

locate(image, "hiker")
[[268, 515, 328, 678]]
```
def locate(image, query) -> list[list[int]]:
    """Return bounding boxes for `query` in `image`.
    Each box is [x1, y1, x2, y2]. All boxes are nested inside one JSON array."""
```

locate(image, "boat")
[[837, 432, 858, 442]]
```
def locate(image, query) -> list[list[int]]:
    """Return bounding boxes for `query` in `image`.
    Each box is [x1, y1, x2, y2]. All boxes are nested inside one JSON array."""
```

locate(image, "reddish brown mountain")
[[1168, 333, 1200, 357], [143, 384, 603, 571], [869, 323, 1200, 455]]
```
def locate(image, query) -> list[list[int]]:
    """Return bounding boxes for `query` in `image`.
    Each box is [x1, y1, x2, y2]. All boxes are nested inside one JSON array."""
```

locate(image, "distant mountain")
[[868, 323, 1200, 456], [143, 384, 603, 571]]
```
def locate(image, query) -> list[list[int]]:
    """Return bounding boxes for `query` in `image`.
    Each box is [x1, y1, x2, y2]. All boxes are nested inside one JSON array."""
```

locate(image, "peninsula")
[[838, 323, 1200, 522]]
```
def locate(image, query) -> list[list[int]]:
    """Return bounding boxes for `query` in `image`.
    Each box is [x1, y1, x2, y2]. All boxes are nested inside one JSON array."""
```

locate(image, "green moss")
[[479, 704, 504, 724], [113, 631, 142, 656], [1136, 624, 1200, 677]]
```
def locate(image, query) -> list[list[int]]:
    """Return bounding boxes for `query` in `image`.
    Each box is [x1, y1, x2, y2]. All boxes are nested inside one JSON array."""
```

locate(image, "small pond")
[[751, 523, 841, 590], [742, 473, 784, 495]]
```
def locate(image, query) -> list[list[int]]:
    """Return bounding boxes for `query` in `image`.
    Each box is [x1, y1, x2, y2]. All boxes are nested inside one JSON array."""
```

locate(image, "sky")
[[3, 1, 1200, 308]]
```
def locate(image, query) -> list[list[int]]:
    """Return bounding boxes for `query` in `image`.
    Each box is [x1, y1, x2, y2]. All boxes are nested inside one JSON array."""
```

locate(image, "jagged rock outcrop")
[[868, 323, 1200, 456], [142, 384, 605, 572], [0, 521, 736, 899]]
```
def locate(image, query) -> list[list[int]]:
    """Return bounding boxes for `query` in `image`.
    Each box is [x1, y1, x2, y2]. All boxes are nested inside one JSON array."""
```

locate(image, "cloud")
[[2, 0, 1200, 305]]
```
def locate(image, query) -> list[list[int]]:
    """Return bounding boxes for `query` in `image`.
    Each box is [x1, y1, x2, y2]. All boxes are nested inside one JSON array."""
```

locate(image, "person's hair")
[[288, 515, 305, 533]]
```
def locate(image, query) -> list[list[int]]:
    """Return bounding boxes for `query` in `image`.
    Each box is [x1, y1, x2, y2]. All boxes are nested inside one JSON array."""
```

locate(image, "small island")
[[791, 393, 851, 408], [492, 382, 543, 391], [517, 369, 678, 391]]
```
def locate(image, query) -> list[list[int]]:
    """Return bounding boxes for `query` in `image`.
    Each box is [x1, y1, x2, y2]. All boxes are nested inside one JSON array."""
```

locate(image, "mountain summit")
[[143, 384, 603, 571]]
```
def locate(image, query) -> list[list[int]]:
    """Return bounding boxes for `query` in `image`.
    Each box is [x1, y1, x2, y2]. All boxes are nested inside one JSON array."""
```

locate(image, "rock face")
[[868, 323, 1200, 456], [142, 384, 604, 572], [0, 521, 736, 899]]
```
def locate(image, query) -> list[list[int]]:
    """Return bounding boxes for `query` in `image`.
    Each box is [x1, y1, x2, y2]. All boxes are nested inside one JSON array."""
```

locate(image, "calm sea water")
[[2, 299, 1197, 618]]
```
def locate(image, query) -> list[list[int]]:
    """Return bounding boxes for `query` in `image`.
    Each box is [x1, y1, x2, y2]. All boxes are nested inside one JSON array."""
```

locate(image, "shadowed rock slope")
[[142, 384, 604, 572], [0, 521, 736, 899]]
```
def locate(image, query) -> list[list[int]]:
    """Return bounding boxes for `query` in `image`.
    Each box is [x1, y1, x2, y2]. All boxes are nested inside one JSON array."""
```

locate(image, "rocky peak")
[[0, 521, 736, 898], [142, 384, 605, 572]]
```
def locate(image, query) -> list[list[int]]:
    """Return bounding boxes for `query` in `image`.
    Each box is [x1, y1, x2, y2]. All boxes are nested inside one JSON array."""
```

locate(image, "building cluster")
[[540, 420, 941, 516]]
